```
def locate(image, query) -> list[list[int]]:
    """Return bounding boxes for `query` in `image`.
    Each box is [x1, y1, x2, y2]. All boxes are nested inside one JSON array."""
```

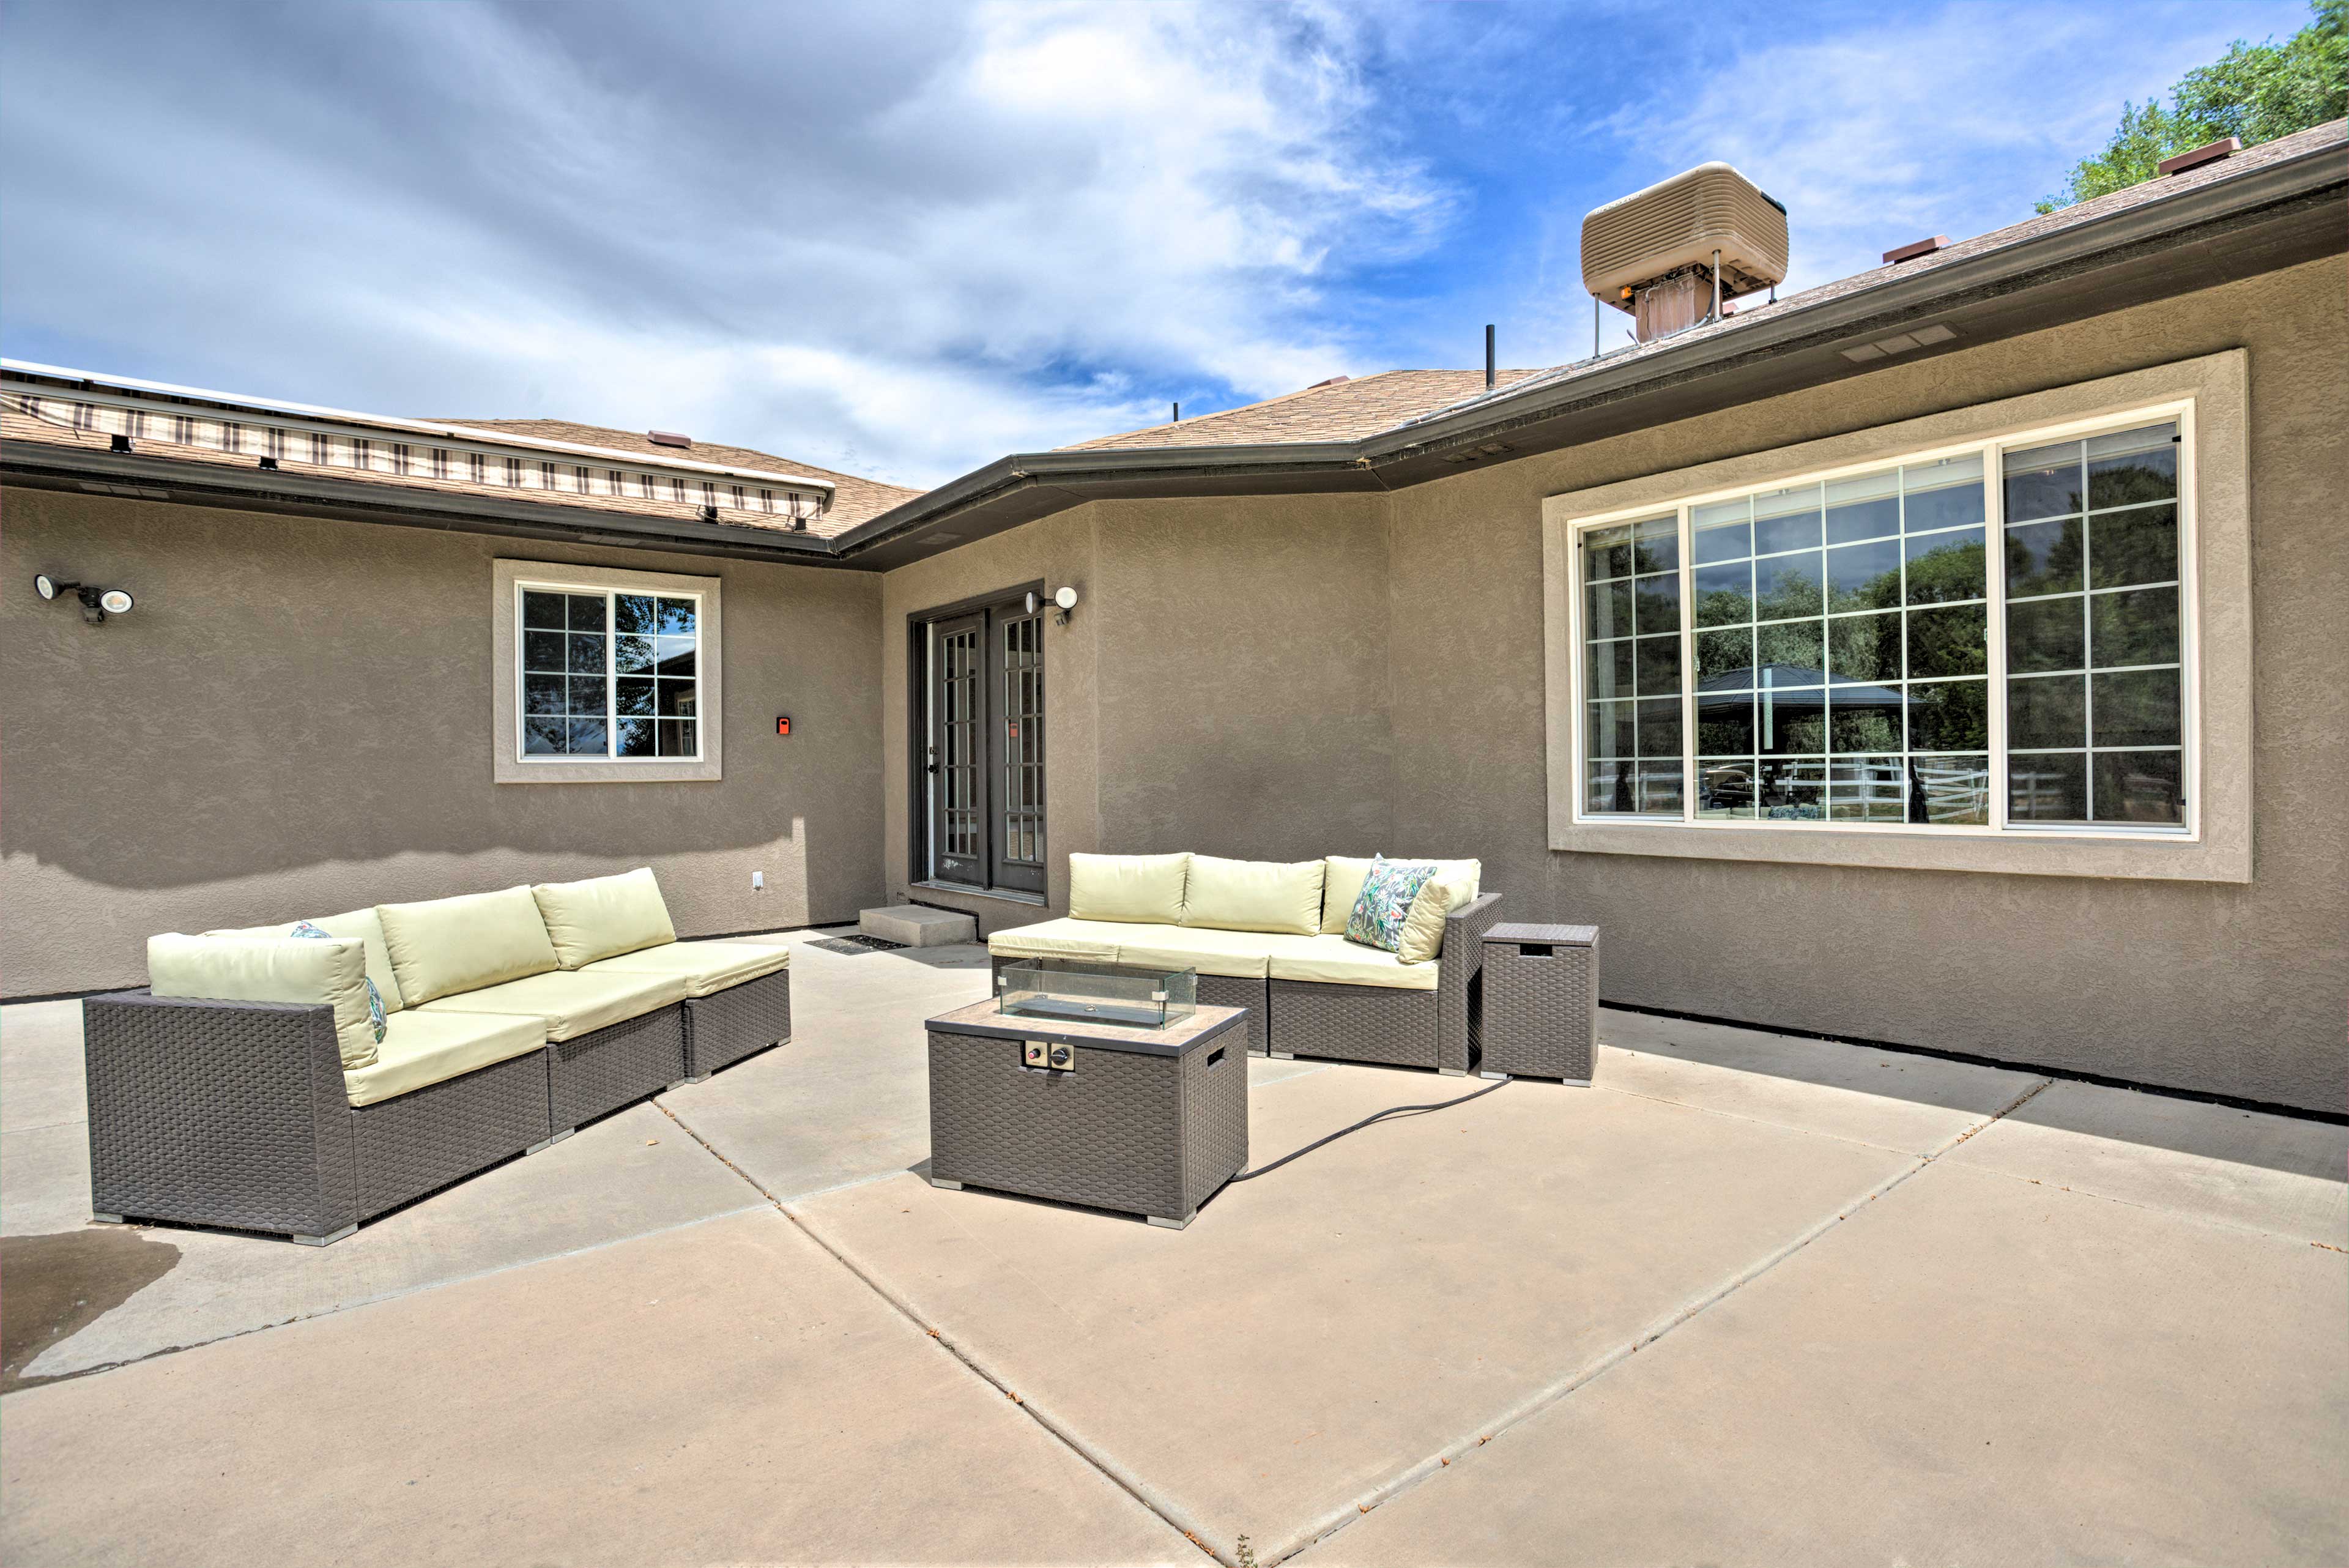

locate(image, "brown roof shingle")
[[1062, 370, 1548, 451]]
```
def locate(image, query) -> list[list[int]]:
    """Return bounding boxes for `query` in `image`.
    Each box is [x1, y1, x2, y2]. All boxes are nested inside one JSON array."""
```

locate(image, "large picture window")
[[1572, 407, 2191, 837]]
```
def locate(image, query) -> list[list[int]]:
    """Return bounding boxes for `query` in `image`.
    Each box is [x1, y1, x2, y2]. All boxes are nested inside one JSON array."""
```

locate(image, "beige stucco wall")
[[881, 258, 2346, 1109], [1, 493, 886, 997]]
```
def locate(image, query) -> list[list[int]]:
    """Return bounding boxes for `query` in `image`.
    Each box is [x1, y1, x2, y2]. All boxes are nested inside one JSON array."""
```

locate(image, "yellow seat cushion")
[[150, 933, 380, 1069], [377, 887, 560, 1005], [1179, 856, 1324, 936], [1107, 924, 1274, 980], [584, 940, 790, 998], [1263, 933, 1439, 991], [987, 918, 1134, 963], [344, 1009, 546, 1108], [1067, 852, 1190, 924], [531, 868, 677, 970], [416, 968, 685, 1042]]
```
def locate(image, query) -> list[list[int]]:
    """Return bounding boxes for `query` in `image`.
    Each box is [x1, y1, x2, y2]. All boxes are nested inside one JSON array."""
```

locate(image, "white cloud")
[[0, 1, 1456, 487], [1600, 1, 2310, 293]]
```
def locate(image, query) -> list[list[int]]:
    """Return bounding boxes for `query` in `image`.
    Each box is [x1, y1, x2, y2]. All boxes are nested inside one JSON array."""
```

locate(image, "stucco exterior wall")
[[0, 494, 885, 998], [1385, 258, 2347, 1111], [876, 258, 2343, 1109]]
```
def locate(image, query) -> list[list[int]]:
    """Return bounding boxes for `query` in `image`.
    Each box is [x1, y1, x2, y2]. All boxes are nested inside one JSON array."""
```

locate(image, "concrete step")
[[858, 904, 978, 948]]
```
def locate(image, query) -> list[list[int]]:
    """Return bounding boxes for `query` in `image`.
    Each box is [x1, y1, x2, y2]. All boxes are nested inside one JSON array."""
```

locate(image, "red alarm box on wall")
[[775, 716, 792, 737]]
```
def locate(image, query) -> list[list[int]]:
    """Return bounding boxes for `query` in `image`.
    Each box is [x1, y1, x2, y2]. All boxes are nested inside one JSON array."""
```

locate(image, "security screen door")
[[923, 597, 1045, 894]]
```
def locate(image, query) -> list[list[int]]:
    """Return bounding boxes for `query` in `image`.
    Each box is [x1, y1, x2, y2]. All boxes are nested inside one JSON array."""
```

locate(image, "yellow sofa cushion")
[[1321, 856, 1483, 935], [530, 868, 678, 970], [1107, 924, 1274, 980], [986, 918, 1133, 964], [584, 939, 790, 998], [207, 906, 409, 1013], [376, 887, 560, 1006], [415, 968, 686, 1042], [343, 1009, 546, 1108], [1179, 855, 1324, 936], [1067, 852, 1189, 924], [1263, 933, 1441, 992], [149, 934, 380, 1069], [1396, 877, 1473, 966]]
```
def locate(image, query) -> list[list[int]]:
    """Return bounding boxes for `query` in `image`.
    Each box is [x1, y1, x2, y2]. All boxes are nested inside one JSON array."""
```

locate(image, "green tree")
[[2038, 0, 2347, 212]]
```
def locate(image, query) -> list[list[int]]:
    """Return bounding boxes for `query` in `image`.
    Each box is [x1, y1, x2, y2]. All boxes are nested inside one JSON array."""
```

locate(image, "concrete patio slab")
[[1595, 1006, 2047, 1155], [789, 1061, 1928, 1558], [1308, 1159, 2349, 1567], [0, 1121, 92, 1239], [1942, 1077, 2349, 1244], [0, 1000, 85, 1134], [13, 1100, 763, 1382], [0, 1208, 1194, 1568]]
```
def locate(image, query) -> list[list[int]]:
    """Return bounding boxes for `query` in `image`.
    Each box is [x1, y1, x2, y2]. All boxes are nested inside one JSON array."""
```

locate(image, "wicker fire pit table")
[[925, 960, 1247, 1230]]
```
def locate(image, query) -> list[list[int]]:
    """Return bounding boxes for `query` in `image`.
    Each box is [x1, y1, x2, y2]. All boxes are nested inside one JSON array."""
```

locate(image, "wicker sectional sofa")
[[987, 853, 1501, 1075], [82, 868, 790, 1244]]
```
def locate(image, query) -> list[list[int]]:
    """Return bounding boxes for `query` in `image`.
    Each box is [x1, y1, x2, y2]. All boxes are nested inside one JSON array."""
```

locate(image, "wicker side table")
[[1478, 923, 1598, 1084], [926, 999, 1248, 1230]]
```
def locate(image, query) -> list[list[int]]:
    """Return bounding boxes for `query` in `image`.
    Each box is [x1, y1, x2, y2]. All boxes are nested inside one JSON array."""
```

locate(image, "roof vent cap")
[[1882, 235, 1948, 265], [1305, 376, 1351, 390], [2156, 137, 2240, 176], [648, 429, 692, 449], [1582, 163, 1788, 343]]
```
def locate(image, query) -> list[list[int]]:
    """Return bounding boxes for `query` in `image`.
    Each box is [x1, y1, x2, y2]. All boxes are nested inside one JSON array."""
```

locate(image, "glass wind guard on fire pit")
[[995, 959, 1198, 1030]]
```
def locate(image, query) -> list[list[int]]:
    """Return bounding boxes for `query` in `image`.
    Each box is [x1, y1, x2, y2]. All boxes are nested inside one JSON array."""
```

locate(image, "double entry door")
[[924, 595, 1045, 895]]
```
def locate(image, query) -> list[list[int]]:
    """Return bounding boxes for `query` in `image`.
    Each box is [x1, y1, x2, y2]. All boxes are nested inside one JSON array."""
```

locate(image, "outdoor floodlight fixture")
[[34, 573, 135, 625], [1052, 585, 1078, 625]]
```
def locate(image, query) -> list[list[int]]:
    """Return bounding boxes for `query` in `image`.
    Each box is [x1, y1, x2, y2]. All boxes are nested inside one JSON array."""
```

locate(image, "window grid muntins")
[[939, 628, 982, 860], [1000, 612, 1045, 866], [519, 586, 700, 762], [1573, 412, 2188, 836]]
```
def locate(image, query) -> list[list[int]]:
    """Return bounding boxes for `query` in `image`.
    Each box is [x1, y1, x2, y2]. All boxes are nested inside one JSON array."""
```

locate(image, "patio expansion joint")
[[651, 1098, 1226, 1562], [1268, 1072, 2059, 1566]]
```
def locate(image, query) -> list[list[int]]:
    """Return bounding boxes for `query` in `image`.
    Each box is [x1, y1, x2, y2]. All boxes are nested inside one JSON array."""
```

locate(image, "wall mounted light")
[[34, 573, 135, 625], [1051, 585, 1078, 625]]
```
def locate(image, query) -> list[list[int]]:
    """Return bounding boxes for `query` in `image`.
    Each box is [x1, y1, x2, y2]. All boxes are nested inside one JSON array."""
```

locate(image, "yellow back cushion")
[[1179, 856, 1325, 936], [375, 886, 560, 1005], [150, 933, 379, 1069], [1067, 852, 1190, 924], [207, 906, 407, 1013], [1395, 877, 1474, 965], [531, 868, 677, 969]]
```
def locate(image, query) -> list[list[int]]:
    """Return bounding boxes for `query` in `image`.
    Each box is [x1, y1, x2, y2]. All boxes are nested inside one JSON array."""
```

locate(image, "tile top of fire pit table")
[[925, 998, 1247, 1057]]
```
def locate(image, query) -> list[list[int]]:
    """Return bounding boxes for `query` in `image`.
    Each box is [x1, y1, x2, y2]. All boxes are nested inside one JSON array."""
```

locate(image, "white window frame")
[[1564, 399, 2199, 842], [491, 559, 723, 785], [1540, 350, 2252, 884]]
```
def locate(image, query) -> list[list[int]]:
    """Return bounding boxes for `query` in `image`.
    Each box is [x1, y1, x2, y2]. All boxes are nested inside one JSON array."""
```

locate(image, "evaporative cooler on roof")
[[1582, 163, 1788, 343]]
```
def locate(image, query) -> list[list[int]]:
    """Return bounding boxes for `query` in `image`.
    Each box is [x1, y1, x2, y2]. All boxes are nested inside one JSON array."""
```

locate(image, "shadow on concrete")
[[2, 1227, 181, 1394]]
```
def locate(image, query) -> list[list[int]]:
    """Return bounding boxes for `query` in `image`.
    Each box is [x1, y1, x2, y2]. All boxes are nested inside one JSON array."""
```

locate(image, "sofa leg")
[[1438, 1066, 1468, 1077], [90, 1212, 125, 1225], [1477, 1069, 1512, 1082], [1269, 1051, 1294, 1061], [1145, 1212, 1194, 1230], [665, 1079, 694, 1093], [526, 1128, 576, 1155], [290, 1224, 357, 1247], [929, 1176, 963, 1191]]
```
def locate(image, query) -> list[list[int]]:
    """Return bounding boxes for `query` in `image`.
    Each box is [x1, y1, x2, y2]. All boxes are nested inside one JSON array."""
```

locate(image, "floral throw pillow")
[[1345, 857, 1439, 953], [291, 920, 388, 1044]]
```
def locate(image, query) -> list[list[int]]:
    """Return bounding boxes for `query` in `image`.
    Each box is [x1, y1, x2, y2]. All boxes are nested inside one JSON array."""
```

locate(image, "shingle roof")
[[1062, 369, 1548, 451], [437, 418, 923, 530]]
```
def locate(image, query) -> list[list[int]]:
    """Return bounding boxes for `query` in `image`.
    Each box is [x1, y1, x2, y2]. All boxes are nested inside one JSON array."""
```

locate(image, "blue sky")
[[0, 0, 2314, 488]]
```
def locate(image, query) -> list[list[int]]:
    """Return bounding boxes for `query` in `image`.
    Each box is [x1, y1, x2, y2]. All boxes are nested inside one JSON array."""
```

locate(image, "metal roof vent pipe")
[[1581, 163, 1788, 346]]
